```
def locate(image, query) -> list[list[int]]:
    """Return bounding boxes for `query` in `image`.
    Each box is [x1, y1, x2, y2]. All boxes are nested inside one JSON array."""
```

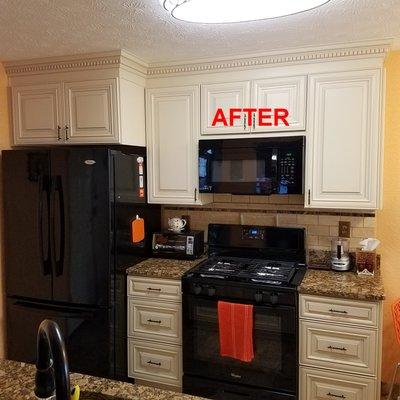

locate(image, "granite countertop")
[[299, 269, 385, 301], [126, 257, 206, 280], [0, 359, 205, 400]]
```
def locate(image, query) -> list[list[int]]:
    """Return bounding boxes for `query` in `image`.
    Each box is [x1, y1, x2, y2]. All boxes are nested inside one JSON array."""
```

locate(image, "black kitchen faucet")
[[34, 319, 70, 400]]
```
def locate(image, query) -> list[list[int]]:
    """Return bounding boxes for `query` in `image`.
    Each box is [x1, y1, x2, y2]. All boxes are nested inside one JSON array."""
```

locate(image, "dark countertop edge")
[[297, 287, 386, 302]]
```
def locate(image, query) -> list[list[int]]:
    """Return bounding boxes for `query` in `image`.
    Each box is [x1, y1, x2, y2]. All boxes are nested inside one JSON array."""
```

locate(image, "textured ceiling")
[[0, 0, 399, 64]]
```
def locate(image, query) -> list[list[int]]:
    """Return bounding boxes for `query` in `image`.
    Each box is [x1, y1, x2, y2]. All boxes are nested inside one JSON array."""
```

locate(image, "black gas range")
[[182, 223, 307, 400]]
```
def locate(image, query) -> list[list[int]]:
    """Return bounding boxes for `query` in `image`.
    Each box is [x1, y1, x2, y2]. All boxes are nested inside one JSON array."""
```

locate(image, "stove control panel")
[[242, 226, 265, 240]]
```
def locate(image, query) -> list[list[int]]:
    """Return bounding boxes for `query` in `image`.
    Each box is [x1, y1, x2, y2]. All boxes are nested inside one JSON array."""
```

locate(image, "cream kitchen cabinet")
[[299, 294, 382, 400], [12, 83, 64, 144], [127, 276, 183, 390], [306, 69, 382, 209], [12, 78, 145, 146], [146, 85, 211, 205], [200, 76, 307, 136]]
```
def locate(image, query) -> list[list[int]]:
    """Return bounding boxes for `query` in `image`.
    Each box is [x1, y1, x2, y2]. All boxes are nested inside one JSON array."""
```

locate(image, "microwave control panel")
[[279, 152, 296, 185]]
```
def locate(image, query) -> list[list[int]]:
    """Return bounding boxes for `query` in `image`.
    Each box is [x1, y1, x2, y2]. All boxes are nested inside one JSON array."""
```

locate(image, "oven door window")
[[183, 296, 297, 393]]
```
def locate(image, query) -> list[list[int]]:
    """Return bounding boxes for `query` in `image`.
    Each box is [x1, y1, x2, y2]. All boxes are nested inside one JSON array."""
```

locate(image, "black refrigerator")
[[2, 146, 161, 380]]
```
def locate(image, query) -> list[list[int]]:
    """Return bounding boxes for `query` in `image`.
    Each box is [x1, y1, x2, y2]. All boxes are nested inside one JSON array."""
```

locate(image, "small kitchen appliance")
[[152, 230, 204, 259], [182, 223, 307, 400], [331, 237, 351, 271]]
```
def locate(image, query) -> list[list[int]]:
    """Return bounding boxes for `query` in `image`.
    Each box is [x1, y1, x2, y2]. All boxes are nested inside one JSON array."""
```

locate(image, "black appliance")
[[182, 223, 307, 400], [2, 146, 161, 380], [152, 230, 204, 260], [199, 137, 304, 195]]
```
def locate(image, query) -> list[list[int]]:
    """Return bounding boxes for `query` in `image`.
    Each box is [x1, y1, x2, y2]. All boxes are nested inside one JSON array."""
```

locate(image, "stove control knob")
[[254, 292, 263, 303], [207, 287, 216, 297], [193, 285, 202, 295], [270, 293, 279, 305]]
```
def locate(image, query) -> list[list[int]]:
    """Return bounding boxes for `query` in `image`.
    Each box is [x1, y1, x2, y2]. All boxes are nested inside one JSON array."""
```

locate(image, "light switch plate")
[[338, 221, 351, 238]]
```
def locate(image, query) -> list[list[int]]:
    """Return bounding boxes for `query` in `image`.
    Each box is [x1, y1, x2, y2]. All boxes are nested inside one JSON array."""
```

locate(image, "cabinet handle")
[[147, 360, 161, 366], [326, 393, 346, 399], [244, 114, 247, 129], [328, 345, 347, 351], [252, 112, 256, 129], [147, 287, 161, 292], [329, 308, 348, 314], [57, 125, 62, 141], [308, 189, 311, 205], [147, 319, 162, 324], [194, 188, 197, 202], [65, 125, 69, 140]]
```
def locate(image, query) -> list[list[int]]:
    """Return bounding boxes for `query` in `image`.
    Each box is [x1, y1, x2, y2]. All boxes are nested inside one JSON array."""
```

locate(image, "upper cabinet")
[[12, 83, 63, 144], [201, 81, 251, 135], [200, 76, 307, 136], [306, 69, 382, 209], [7, 51, 147, 146], [146, 86, 210, 205]]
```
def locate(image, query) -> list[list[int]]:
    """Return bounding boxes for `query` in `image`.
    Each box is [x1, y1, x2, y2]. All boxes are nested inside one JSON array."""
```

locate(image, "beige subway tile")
[[307, 235, 319, 246], [318, 236, 333, 247], [249, 196, 270, 204], [213, 193, 232, 203], [288, 194, 305, 205], [240, 213, 276, 226], [329, 226, 339, 237], [277, 214, 297, 225], [363, 217, 376, 228], [351, 227, 376, 238], [350, 237, 363, 249], [269, 195, 289, 204], [318, 215, 340, 225], [340, 216, 364, 228], [308, 225, 330, 236], [231, 195, 250, 203], [297, 214, 319, 225]]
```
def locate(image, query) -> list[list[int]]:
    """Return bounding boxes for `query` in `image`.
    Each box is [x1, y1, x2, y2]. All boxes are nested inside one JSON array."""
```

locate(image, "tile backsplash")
[[162, 194, 376, 253]]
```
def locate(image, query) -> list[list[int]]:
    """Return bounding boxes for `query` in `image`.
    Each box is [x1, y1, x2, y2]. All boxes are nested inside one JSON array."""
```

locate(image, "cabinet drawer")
[[300, 295, 378, 327], [128, 298, 181, 343], [300, 321, 377, 376], [127, 276, 181, 302], [128, 338, 181, 387], [300, 366, 376, 400]]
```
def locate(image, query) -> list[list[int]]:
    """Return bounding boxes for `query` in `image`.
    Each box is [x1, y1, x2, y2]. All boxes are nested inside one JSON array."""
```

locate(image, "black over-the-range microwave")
[[199, 137, 304, 195]]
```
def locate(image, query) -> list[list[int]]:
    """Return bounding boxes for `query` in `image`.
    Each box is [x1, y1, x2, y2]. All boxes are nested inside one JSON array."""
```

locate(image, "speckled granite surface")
[[299, 269, 385, 301], [126, 257, 206, 280], [0, 359, 205, 400]]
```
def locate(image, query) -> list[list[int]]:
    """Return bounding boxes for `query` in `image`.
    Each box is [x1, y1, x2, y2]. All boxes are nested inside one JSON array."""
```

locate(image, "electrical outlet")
[[338, 221, 351, 238]]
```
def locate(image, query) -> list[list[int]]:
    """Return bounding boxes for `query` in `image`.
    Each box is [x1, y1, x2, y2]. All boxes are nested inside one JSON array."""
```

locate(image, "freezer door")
[[50, 148, 111, 306], [6, 298, 113, 378], [2, 150, 52, 301]]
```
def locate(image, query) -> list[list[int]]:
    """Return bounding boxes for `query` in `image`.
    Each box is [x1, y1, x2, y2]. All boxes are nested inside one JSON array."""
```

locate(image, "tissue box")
[[356, 250, 377, 276]]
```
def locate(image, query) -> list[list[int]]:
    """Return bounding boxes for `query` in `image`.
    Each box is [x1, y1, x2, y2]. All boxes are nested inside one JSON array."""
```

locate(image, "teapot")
[[168, 217, 187, 233]]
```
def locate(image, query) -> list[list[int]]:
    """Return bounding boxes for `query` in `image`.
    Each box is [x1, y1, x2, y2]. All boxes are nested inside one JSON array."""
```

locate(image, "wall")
[[0, 62, 10, 359], [377, 51, 400, 383], [163, 194, 376, 262]]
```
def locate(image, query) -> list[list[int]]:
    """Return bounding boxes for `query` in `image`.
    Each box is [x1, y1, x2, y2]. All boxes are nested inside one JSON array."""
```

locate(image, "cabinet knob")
[[57, 125, 62, 141], [65, 125, 69, 140]]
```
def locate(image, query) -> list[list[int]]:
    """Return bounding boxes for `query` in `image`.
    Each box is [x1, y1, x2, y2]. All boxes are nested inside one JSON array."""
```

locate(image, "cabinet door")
[[12, 83, 63, 145], [146, 86, 199, 204], [64, 79, 119, 143], [201, 81, 251, 135], [306, 70, 381, 209], [252, 75, 306, 132]]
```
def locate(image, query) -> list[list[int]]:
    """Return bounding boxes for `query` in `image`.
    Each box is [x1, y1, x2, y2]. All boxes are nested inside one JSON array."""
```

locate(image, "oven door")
[[183, 294, 297, 393]]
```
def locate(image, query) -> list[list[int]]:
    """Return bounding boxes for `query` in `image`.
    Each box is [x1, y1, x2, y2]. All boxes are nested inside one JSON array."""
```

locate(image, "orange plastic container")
[[131, 216, 145, 243]]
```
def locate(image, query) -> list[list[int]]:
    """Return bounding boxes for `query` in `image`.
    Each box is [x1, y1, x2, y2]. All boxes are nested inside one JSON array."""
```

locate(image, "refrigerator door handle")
[[51, 176, 65, 277], [38, 175, 51, 276]]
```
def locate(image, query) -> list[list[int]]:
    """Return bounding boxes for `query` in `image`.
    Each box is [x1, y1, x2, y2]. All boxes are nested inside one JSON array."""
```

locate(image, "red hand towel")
[[218, 301, 254, 362]]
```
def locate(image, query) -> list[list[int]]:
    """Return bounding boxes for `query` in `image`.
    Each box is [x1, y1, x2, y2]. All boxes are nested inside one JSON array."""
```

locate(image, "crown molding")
[[147, 40, 392, 77], [3, 40, 392, 78], [4, 50, 148, 77]]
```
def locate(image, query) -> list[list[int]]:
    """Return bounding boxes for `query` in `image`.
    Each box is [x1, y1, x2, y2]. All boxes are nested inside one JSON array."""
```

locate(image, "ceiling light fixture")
[[160, 0, 331, 24]]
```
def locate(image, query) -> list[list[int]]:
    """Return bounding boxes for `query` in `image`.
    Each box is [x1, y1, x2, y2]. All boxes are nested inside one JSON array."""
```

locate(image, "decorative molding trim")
[[3, 41, 391, 78], [4, 50, 148, 77], [147, 42, 391, 77]]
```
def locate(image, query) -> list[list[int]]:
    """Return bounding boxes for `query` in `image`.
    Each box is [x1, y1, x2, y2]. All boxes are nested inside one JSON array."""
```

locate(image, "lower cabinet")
[[299, 294, 382, 400], [127, 276, 182, 390]]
